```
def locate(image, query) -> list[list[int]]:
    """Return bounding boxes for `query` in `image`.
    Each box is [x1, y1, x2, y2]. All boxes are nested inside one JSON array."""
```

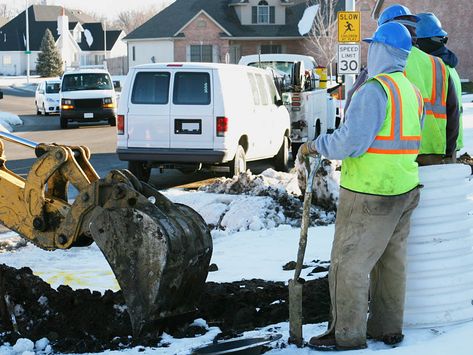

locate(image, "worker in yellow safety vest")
[[415, 12, 463, 156], [298, 22, 423, 351], [344, 4, 459, 166]]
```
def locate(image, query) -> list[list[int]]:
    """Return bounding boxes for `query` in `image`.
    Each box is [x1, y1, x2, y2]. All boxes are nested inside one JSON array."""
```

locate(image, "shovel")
[[288, 154, 322, 347]]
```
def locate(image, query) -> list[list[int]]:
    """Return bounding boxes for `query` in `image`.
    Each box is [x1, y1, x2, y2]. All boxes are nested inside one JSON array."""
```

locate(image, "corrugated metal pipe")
[[404, 164, 473, 327]]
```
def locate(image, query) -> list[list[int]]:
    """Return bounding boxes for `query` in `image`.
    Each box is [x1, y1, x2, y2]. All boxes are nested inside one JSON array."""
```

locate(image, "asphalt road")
[[0, 86, 280, 189]]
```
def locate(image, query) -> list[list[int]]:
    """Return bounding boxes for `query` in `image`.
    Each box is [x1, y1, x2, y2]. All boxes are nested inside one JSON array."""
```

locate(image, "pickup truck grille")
[[74, 99, 102, 109]]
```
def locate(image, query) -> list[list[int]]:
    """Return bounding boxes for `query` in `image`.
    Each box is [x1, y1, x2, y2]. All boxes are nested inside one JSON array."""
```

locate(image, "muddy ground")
[[0, 263, 330, 353]]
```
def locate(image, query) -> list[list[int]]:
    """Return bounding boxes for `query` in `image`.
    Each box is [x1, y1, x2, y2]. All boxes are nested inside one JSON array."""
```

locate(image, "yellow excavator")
[[0, 131, 213, 336]]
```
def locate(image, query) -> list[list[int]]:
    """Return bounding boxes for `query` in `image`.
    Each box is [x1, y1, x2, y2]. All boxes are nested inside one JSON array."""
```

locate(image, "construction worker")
[[415, 12, 463, 159], [298, 22, 423, 350], [345, 4, 459, 165]]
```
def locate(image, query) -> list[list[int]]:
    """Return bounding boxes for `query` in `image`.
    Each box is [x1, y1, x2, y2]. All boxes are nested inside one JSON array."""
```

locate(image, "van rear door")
[[127, 71, 171, 148], [170, 70, 214, 149]]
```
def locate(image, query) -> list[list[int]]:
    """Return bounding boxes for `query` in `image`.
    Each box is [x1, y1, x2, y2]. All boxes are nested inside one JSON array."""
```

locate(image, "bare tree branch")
[[303, 0, 339, 68]]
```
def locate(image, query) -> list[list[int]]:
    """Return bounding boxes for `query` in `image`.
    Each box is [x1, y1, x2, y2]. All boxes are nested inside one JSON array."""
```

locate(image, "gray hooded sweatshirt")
[[311, 42, 412, 160]]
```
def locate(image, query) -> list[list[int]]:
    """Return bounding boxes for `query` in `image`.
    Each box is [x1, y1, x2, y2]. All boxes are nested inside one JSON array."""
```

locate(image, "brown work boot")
[[308, 333, 367, 351], [367, 333, 404, 345]]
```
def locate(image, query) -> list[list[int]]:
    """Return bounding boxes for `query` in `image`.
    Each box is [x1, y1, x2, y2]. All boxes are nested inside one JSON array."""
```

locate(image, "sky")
[[0, 0, 173, 20]]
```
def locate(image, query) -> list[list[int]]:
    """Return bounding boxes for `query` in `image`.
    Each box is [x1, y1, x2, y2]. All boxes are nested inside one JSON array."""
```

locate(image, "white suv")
[[35, 79, 61, 115], [116, 62, 291, 181]]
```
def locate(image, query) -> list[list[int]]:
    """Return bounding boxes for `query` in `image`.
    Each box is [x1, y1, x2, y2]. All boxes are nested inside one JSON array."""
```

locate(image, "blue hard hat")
[[416, 12, 448, 38], [363, 22, 412, 52], [378, 4, 420, 26]]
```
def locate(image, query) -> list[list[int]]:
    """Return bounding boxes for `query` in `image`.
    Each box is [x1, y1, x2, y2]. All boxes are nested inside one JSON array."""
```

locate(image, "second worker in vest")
[[297, 22, 423, 351], [380, 5, 459, 165], [415, 12, 463, 162]]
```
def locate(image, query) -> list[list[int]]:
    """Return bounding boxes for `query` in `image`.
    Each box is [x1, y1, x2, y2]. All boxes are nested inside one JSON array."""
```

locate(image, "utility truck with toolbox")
[[116, 62, 291, 181], [239, 54, 340, 154], [59, 67, 117, 129]]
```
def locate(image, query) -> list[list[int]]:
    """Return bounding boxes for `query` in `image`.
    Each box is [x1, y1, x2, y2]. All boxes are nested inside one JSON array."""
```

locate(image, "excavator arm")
[[0, 132, 212, 336]]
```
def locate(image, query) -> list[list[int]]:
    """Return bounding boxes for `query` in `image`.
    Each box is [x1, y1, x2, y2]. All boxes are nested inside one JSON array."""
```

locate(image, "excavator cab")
[[0, 132, 212, 336]]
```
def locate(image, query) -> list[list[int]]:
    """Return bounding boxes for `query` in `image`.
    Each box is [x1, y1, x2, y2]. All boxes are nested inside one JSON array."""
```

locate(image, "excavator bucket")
[[86, 172, 213, 337]]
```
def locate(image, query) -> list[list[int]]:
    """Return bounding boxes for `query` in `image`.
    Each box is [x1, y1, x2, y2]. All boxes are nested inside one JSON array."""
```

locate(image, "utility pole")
[[103, 19, 107, 61], [25, 0, 30, 84], [344, 0, 355, 94]]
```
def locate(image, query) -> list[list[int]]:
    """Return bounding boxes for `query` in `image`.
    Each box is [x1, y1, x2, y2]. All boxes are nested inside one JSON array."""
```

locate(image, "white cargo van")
[[116, 62, 290, 181], [59, 67, 117, 129]]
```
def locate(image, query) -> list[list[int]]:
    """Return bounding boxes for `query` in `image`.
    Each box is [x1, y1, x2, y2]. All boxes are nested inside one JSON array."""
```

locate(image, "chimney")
[[57, 6, 69, 36]]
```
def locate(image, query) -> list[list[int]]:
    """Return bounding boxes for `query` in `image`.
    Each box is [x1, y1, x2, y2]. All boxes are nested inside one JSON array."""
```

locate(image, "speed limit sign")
[[338, 44, 360, 74]]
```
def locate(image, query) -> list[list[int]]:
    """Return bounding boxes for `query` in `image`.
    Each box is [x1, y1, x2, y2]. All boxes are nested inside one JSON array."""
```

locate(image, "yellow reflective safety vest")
[[404, 46, 448, 155], [447, 65, 463, 150], [341, 72, 423, 196]]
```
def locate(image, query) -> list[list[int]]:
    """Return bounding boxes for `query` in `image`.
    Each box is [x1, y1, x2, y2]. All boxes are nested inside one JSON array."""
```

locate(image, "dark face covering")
[[417, 37, 459, 68], [417, 37, 446, 54]]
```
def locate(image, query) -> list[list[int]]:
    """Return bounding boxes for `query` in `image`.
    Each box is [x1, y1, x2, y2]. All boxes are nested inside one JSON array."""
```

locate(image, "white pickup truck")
[[239, 54, 341, 154]]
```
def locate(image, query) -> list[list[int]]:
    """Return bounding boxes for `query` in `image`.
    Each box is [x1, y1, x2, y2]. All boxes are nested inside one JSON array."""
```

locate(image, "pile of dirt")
[[199, 168, 337, 227], [0, 264, 330, 353]]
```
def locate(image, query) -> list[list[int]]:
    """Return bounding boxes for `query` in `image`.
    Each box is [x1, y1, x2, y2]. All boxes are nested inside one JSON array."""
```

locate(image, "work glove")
[[296, 142, 317, 164]]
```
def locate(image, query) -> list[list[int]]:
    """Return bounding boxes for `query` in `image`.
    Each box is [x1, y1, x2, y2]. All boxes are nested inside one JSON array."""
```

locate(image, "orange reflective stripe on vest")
[[366, 74, 422, 155], [426, 56, 447, 119]]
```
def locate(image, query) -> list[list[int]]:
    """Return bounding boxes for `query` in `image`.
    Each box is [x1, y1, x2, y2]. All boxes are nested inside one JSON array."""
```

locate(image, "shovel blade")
[[288, 278, 304, 347]]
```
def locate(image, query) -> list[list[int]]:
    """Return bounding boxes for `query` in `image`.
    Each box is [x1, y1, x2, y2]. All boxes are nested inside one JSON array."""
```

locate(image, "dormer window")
[[252, 1, 275, 24]]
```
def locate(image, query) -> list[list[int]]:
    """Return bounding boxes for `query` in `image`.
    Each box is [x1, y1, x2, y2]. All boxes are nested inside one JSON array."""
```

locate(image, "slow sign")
[[338, 11, 361, 42]]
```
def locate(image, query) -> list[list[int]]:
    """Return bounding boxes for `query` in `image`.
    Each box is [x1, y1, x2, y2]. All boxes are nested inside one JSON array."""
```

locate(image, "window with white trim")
[[252, 1, 275, 24]]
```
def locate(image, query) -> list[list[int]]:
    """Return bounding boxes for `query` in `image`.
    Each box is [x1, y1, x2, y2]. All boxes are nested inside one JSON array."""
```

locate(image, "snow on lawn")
[[0, 112, 22, 132], [1, 102, 473, 354]]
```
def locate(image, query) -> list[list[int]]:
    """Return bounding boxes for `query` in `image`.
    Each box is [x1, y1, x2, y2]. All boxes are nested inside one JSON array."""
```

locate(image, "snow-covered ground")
[[0, 98, 473, 354], [0, 112, 22, 132], [0, 76, 45, 93]]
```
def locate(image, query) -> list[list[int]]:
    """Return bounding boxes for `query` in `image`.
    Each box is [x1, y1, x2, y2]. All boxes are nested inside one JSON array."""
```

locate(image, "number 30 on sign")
[[338, 44, 360, 75]]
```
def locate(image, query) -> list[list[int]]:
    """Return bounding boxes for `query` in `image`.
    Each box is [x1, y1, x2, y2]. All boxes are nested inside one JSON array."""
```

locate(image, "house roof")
[[125, 0, 340, 41], [0, 5, 122, 52]]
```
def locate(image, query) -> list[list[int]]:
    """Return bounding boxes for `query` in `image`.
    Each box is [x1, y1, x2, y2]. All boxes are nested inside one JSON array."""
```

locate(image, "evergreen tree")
[[36, 29, 63, 77]]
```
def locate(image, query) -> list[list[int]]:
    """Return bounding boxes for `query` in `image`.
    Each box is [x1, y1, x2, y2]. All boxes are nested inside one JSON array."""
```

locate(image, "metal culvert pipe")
[[404, 164, 473, 328]]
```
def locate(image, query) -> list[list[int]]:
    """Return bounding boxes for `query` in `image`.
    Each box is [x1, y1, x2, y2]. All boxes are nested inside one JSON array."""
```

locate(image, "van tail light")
[[117, 114, 125, 135], [216, 116, 228, 137]]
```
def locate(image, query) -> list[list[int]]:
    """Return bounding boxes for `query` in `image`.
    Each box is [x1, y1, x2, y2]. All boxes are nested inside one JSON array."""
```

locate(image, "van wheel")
[[128, 161, 151, 183], [109, 116, 116, 126], [228, 145, 246, 177], [274, 136, 289, 172], [60, 116, 68, 129], [36, 103, 41, 115]]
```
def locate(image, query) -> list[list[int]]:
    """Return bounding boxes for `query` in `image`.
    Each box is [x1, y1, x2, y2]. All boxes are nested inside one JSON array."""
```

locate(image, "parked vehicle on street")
[[116, 62, 291, 181], [239, 54, 341, 154], [35, 79, 61, 116], [59, 66, 117, 129]]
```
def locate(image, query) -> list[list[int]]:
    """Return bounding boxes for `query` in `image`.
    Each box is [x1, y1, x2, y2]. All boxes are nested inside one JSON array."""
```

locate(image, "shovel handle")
[[294, 154, 322, 281]]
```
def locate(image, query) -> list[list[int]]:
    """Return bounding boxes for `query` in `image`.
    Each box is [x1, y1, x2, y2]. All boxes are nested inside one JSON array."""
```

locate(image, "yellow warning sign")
[[338, 11, 361, 42]]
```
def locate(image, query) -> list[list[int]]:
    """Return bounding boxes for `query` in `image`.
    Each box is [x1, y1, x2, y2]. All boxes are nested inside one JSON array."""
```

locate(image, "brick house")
[[361, 0, 472, 80], [124, 0, 344, 69]]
